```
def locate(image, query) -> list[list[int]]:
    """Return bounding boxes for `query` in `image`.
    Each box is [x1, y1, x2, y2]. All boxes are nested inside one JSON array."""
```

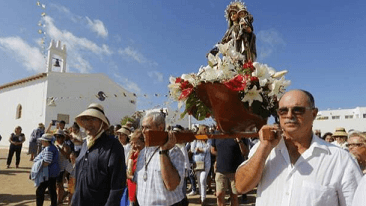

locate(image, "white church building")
[[0, 40, 136, 148], [313, 107, 366, 135]]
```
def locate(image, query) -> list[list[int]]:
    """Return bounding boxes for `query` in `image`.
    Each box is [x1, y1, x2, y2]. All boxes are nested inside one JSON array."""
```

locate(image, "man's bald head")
[[279, 89, 315, 108]]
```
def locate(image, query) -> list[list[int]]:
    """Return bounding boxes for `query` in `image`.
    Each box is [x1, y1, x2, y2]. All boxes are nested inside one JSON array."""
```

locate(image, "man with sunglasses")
[[235, 90, 362, 206]]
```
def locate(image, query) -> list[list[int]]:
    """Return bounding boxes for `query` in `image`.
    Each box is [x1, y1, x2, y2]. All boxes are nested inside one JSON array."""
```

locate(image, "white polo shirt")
[[247, 135, 362, 206]]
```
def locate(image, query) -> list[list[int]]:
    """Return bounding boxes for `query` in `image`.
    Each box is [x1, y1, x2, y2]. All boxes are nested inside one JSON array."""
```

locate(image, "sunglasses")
[[346, 143, 365, 148], [277, 106, 314, 116]]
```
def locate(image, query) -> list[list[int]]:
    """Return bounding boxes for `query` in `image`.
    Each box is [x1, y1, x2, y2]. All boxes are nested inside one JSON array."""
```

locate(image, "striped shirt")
[[38, 144, 60, 177], [135, 146, 185, 206]]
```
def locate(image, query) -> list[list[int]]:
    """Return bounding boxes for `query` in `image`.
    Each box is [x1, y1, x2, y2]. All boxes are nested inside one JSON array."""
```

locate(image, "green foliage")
[[180, 93, 211, 121], [120, 116, 135, 126]]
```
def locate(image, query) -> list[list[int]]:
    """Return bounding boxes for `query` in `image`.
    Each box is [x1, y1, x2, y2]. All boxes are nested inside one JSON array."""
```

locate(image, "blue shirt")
[[42, 144, 60, 178]]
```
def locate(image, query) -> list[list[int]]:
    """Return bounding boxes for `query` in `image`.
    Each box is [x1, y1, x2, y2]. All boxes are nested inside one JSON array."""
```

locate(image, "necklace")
[[143, 147, 159, 181]]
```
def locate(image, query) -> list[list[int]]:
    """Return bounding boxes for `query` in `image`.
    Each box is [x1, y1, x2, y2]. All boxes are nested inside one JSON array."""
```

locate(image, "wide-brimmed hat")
[[38, 123, 45, 128], [54, 129, 64, 137], [39, 133, 53, 142], [117, 126, 131, 136], [333, 127, 348, 137], [75, 103, 110, 129]]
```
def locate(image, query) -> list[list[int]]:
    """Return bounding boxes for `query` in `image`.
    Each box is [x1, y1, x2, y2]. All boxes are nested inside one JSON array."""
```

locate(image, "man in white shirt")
[[235, 90, 362, 206], [135, 111, 187, 206]]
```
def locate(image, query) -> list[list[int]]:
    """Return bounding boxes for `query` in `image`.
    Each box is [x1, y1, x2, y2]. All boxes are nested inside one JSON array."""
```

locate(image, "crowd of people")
[[4, 89, 366, 206]]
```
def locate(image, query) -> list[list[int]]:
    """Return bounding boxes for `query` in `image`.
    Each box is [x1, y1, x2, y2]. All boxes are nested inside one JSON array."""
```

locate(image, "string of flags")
[[36, 1, 47, 59], [46, 91, 172, 106]]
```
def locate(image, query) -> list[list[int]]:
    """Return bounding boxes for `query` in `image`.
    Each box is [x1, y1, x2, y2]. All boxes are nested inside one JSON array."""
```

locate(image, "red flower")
[[250, 76, 259, 82], [175, 77, 182, 83], [180, 80, 192, 90], [243, 61, 255, 72], [179, 87, 193, 100], [224, 75, 248, 91], [178, 80, 194, 100]]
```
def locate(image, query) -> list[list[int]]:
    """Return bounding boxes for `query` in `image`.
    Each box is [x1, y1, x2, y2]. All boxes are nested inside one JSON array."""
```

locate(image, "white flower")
[[167, 76, 181, 101], [181, 73, 197, 86], [207, 53, 221, 68], [169, 76, 176, 84], [168, 83, 181, 101], [268, 76, 291, 97], [216, 42, 230, 55], [227, 48, 244, 63], [199, 66, 220, 82], [252, 62, 273, 87], [217, 58, 237, 80], [242, 85, 263, 106], [272, 70, 288, 79]]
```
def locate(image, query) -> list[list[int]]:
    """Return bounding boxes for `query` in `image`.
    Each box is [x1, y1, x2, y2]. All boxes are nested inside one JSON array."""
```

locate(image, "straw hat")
[[54, 129, 64, 137], [116, 126, 131, 136], [75, 103, 110, 130], [333, 127, 348, 137], [39, 133, 54, 142], [38, 123, 45, 128]]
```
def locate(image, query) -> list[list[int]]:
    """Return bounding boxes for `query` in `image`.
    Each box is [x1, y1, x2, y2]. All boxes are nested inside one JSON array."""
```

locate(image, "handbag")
[[193, 161, 205, 171]]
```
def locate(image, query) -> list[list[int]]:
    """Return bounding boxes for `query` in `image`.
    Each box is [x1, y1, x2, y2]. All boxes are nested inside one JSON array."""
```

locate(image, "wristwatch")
[[159, 149, 169, 155]]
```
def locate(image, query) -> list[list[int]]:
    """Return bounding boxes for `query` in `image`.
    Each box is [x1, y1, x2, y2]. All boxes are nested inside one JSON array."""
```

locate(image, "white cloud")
[[118, 46, 158, 67], [52, 4, 71, 15], [118, 47, 146, 64], [113, 73, 141, 94], [257, 29, 285, 59], [148, 71, 164, 83], [50, 4, 82, 23], [51, 4, 108, 38], [43, 16, 112, 73], [86, 17, 108, 38], [0, 36, 45, 72]]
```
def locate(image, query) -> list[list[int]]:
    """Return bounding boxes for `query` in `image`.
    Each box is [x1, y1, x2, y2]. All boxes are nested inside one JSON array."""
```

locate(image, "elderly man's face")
[[81, 116, 103, 137], [278, 91, 317, 137], [141, 117, 164, 141], [347, 136, 366, 165]]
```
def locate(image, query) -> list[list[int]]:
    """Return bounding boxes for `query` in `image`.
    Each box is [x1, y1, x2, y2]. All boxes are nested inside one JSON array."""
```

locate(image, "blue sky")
[[0, 0, 365, 124]]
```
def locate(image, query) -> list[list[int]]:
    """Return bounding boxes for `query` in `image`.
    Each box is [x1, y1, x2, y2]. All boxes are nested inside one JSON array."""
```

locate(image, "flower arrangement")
[[168, 40, 291, 121]]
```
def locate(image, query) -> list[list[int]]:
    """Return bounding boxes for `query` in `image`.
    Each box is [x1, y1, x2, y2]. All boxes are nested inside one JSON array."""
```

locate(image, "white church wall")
[[0, 79, 47, 148], [45, 72, 136, 129]]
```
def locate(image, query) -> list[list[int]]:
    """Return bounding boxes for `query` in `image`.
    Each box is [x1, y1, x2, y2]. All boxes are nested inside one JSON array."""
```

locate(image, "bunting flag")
[[45, 91, 172, 107], [36, 1, 47, 59]]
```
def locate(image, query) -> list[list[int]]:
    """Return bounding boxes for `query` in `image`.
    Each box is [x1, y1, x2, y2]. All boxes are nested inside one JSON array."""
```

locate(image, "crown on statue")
[[225, 0, 247, 21]]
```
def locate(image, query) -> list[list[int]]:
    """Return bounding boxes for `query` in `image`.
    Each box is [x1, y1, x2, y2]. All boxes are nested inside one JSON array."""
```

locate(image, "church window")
[[16, 104, 22, 119]]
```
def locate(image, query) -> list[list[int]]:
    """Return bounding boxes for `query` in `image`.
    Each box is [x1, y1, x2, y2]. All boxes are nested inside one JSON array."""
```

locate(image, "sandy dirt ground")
[[0, 148, 255, 206]]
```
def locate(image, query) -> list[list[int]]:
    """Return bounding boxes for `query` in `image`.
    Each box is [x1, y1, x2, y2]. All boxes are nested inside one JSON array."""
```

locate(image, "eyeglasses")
[[346, 143, 365, 148], [277, 106, 314, 116]]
